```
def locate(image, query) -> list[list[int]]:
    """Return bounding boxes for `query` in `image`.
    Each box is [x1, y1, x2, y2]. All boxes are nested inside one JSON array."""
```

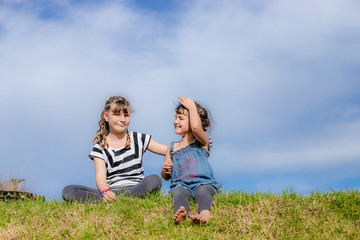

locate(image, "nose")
[[119, 114, 126, 122]]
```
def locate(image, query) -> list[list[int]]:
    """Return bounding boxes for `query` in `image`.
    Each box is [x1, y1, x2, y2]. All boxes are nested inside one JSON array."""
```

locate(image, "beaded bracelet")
[[101, 189, 111, 197]]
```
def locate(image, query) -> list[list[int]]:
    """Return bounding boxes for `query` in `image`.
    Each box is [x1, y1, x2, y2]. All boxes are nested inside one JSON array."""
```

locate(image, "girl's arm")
[[94, 157, 115, 202], [178, 96, 209, 147], [148, 136, 212, 153], [147, 138, 167, 156], [161, 146, 173, 180]]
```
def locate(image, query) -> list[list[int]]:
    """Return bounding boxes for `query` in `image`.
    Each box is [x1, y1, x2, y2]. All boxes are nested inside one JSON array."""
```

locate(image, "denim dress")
[[170, 140, 222, 194]]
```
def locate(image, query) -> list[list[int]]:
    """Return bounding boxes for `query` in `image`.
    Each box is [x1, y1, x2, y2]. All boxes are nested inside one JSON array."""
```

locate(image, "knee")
[[171, 187, 181, 197], [148, 174, 162, 190], [194, 185, 214, 198], [62, 185, 75, 200], [171, 186, 190, 198]]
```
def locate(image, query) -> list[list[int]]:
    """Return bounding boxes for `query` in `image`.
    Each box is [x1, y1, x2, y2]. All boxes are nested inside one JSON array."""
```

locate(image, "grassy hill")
[[0, 189, 359, 239]]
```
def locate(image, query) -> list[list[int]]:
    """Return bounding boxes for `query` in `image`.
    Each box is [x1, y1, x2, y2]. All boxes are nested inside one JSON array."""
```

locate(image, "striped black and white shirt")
[[89, 132, 152, 188]]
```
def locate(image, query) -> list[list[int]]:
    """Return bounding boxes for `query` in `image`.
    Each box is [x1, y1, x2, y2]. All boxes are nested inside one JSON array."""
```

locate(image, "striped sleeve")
[[138, 132, 151, 154], [89, 143, 105, 161]]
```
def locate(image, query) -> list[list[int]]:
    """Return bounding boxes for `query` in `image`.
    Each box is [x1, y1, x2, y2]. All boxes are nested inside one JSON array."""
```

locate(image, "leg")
[[119, 174, 162, 198], [62, 185, 101, 203], [191, 185, 216, 224], [171, 186, 193, 224]]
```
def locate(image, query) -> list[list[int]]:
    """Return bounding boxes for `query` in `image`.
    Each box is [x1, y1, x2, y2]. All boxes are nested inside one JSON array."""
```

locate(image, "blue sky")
[[0, 0, 359, 200]]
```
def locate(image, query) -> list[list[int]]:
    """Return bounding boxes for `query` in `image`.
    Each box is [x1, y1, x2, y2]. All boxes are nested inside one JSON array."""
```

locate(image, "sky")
[[0, 0, 359, 201]]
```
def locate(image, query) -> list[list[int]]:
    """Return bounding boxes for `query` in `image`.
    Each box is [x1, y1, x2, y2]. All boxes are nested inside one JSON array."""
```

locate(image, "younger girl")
[[161, 96, 221, 224], [62, 96, 167, 203]]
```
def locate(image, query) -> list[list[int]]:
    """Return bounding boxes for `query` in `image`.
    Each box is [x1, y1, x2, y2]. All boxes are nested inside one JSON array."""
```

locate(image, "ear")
[[103, 111, 109, 122]]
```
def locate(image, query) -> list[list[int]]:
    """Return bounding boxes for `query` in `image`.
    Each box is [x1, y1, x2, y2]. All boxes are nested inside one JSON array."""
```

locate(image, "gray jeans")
[[62, 174, 162, 203], [171, 185, 217, 214]]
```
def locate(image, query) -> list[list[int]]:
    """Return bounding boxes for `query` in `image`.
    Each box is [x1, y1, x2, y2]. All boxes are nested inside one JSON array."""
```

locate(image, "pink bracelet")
[[101, 189, 111, 197]]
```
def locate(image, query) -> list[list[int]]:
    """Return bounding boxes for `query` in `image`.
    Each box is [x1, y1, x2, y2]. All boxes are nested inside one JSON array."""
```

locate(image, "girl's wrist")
[[101, 189, 111, 197]]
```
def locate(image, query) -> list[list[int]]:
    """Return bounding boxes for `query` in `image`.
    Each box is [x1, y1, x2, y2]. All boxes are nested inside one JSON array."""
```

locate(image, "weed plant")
[[0, 177, 27, 191], [0, 190, 359, 239]]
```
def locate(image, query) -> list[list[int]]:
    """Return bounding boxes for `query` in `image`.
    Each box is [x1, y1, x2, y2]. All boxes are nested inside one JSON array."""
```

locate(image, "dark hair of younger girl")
[[93, 96, 133, 149], [176, 101, 211, 132]]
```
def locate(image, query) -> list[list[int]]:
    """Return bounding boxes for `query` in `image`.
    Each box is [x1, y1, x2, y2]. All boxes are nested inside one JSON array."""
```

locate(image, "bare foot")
[[191, 210, 211, 224], [173, 206, 187, 224], [199, 210, 211, 224], [190, 214, 201, 223]]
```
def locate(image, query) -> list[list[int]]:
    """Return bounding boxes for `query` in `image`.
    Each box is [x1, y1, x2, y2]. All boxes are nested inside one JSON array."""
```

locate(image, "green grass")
[[1, 190, 359, 239]]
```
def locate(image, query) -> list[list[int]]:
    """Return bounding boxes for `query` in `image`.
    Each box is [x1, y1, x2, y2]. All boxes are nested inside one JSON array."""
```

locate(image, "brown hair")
[[176, 101, 211, 132], [93, 96, 133, 149]]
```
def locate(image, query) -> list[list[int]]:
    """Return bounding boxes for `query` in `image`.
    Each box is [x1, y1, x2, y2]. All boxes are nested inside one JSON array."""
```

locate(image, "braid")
[[93, 96, 133, 150], [125, 129, 131, 149], [93, 112, 109, 149]]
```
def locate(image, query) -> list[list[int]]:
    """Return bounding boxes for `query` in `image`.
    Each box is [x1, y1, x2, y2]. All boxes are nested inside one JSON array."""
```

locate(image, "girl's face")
[[104, 103, 130, 134], [174, 109, 190, 135]]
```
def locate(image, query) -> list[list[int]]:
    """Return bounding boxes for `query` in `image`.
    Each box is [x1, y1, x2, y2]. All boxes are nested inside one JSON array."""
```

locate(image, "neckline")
[[108, 132, 132, 151], [172, 140, 198, 154]]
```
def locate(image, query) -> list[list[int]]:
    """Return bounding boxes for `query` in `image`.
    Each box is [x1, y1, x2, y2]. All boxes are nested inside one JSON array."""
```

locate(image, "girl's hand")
[[162, 145, 173, 180], [162, 161, 173, 175], [178, 96, 197, 111], [102, 190, 116, 202]]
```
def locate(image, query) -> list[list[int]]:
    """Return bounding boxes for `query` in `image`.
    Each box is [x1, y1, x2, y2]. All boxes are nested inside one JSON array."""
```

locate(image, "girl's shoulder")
[[129, 131, 151, 137], [89, 142, 106, 161], [92, 142, 103, 151], [192, 139, 209, 150], [130, 132, 152, 148]]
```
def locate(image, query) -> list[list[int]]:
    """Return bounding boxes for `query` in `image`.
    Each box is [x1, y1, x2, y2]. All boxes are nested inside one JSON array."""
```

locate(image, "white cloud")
[[212, 118, 360, 176], [0, 0, 359, 198]]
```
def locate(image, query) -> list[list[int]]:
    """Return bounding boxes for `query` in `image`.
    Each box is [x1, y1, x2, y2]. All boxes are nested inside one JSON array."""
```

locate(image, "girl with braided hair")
[[62, 96, 167, 203]]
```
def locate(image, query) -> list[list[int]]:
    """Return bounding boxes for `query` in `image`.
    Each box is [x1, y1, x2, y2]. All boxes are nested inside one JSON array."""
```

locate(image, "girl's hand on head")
[[102, 190, 116, 202], [178, 96, 196, 110], [209, 136, 213, 148]]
